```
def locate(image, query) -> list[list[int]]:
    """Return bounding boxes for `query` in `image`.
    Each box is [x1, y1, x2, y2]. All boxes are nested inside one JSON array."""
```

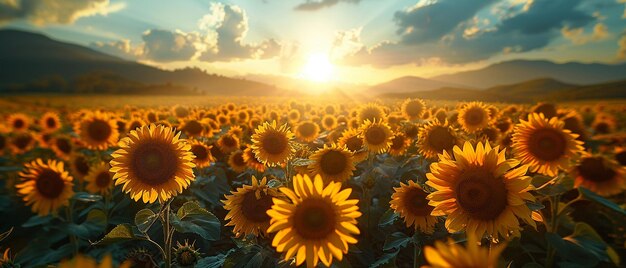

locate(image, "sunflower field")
[[0, 97, 625, 268]]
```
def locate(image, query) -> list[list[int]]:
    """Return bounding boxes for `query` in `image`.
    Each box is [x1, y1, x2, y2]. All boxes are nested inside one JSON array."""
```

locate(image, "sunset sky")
[[2, 0, 626, 85]]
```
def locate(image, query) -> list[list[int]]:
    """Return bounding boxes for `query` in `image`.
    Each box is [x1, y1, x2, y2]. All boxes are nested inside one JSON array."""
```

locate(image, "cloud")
[[394, 0, 498, 44], [294, 0, 360, 11], [330, 27, 364, 60], [89, 39, 140, 60], [141, 29, 202, 62], [342, 0, 600, 66], [0, 0, 125, 25], [198, 2, 280, 61], [562, 23, 610, 45]]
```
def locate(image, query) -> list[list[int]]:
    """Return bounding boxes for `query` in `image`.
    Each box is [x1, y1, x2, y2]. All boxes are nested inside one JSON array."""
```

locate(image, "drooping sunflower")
[[39, 112, 62, 133], [359, 119, 393, 154], [16, 159, 75, 216], [75, 111, 119, 150], [109, 124, 195, 203], [222, 176, 281, 237], [188, 139, 214, 168], [357, 103, 386, 123], [389, 132, 411, 156], [70, 153, 91, 180], [243, 146, 266, 172], [85, 162, 114, 195], [458, 102, 491, 133], [251, 121, 295, 167], [338, 128, 368, 162], [267, 174, 361, 268], [390, 180, 438, 233], [571, 154, 626, 196], [7, 113, 30, 132], [512, 113, 583, 176], [228, 150, 248, 173], [417, 120, 461, 160], [402, 98, 427, 120], [309, 144, 355, 183], [295, 121, 320, 142], [50, 135, 74, 160], [423, 234, 505, 268], [426, 141, 537, 239]]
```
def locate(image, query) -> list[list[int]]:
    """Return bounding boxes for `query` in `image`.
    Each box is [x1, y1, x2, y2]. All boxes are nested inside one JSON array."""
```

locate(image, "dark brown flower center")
[[344, 136, 363, 152], [13, 119, 25, 129], [13, 134, 33, 149], [405, 101, 424, 117], [220, 135, 238, 148], [46, 117, 57, 128], [464, 108, 485, 126], [528, 128, 567, 161], [190, 144, 209, 161], [74, 156, 90, 175], [616, 151, 626, 166], [95, 171, 112, 188], [36, 169, 65, 199], [319, 150, 348, 176], [427, 126, 456, 153], [128, 121, 143, 132], [130, 141, 180, 186], [147, 113, 158, 123], [456, 169, 507, 221], [293, 198, 336, 239], [403, 187, 433, 216], [365, 126, 386, 145], [55, 138, 72, 154], [532, 103, 556, 118], [175, 107, 189, 118], [594, 122, 610, 134], [87, 119, 113, 142], [241, 191, 273, 223], [231, 151, 246, 166], [390, 135, 406, 150], [577, 157, 615, 182], [298, 123, 317, 138], [405, 125, 419, 138], [184, 120, 203, 136], [262, 131, 287, 155]]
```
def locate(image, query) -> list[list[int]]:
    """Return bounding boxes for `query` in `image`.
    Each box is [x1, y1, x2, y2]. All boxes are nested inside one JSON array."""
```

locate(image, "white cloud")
[[562, 23, 610, 45], [0, 0, 125, 25]]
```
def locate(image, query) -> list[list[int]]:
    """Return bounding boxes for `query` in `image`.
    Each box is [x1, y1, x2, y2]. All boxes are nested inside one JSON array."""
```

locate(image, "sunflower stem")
[[545, 195, 560, 268], [161, 200, 173, 268], [413, 235, 421, 268], [65, 205, 79, 255]]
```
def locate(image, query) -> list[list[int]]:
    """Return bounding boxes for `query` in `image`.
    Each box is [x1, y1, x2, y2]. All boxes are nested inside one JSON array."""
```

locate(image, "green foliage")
[[171, 201, 220, 241]]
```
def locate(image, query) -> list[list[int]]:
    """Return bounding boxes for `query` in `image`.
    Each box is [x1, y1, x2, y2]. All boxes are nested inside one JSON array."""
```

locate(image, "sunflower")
[[126, 117, 146, 133], [188, 140, 214, 168], [426, 141, 537, 239], [571, 154, 626, 196], [16, 159, 75, 216], [217, 133, 240, 154], [7, 113, 30, 132], [295, 121, 320, 142], [321, 114, 337, 131], [85, 163, 114, 195], [50, 135, 74, 160], [389, 133, 411, 156], [58, 254, 130, 268], [512, 113, 583, 176], [359, 119, 393, 154], [338, 128, 368, 162], [402, 98, 427, 120], [357, 103, 386, 123], [75, 111, 119, 150], [309, 144, 355, 183], [109, 124, 195, 203], [9, 131, 35, 154], [40, 112, 62, 133], [243, 146, 266, 172], [288, 109, 301, 123], [222, 176, 281, 237], [228, 125, 244, 138], [531, 102, 557, 118], [458, 102, 490, 133], [145, 110, 160, 123], [228, 150, 248, 173], [181, 119, 206, 138], [251, 121, 295, 167], [390, 180, 437, 233], [417, 120, 461, 160], [424, 234, 504, 268], [267, 174, 361, 268], [70, 153, 91, 180]]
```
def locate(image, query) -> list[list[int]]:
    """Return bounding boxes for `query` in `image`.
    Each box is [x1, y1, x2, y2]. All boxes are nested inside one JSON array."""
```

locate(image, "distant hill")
[[0, 29, 278, 95], [380, 78, 626, 102], [432, 60, 626, 88], [484, 78, 575, 99], [370, 76, 469, 94]]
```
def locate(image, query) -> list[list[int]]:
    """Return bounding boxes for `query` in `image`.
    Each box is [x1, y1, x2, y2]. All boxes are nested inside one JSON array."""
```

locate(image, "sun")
[[300, 53, 335, 82]]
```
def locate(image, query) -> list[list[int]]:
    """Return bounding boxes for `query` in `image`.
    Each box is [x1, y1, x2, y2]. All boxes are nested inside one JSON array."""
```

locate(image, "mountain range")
[[1, 29, 626, 100]]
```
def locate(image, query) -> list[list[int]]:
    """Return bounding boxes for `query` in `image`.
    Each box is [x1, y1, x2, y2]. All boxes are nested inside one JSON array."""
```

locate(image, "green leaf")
[[172, 201, 220, 241], [0, 227, 13, 242], [134, 208, 157, 233], [291, 158, 315, 166], [22, 214, 53, 228], [546, 233, 599, 267], [370, 250, 399, 268], [73, 192, 102, 202], [93, 224, 136, 245], [563, 223, 615, 264], [378, 209, 398, 227], [267, 179, 282, 188], [383, 232, 411, 251], [578, 187, 626, 216]]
